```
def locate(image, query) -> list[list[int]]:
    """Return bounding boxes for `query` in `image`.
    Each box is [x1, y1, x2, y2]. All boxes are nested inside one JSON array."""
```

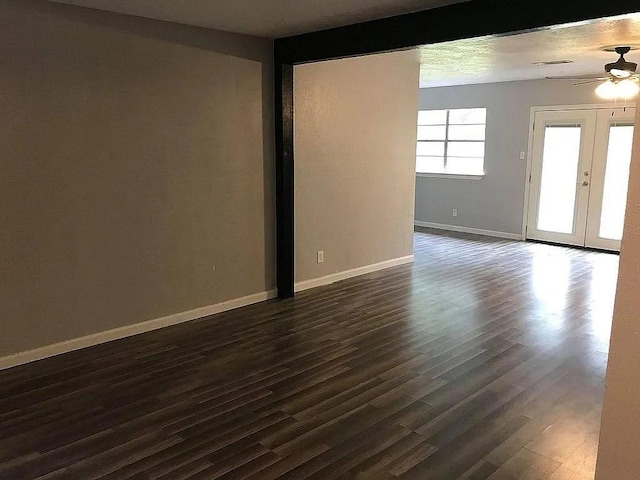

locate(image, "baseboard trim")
[[0, 289, 277, 371], [295, 255, 414, 293], [414, 221, 522, 241]]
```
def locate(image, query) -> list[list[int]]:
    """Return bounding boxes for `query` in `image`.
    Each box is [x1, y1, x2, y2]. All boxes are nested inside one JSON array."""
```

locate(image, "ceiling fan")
[[546, 46, 640, 99]]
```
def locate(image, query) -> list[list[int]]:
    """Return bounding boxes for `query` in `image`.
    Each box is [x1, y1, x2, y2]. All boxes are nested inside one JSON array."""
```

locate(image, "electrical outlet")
[[520, 151, 526, 160], [452, 209, 458, 217], [317, 251, 324, 264]]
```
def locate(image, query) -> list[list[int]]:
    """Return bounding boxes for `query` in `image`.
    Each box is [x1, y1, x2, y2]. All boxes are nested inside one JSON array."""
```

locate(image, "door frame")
[[526, 109, 598, 246], [521, 102, 636, 241]]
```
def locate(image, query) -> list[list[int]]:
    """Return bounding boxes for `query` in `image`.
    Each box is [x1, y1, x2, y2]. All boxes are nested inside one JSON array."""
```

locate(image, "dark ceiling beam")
[[275, 0, 640, 64]]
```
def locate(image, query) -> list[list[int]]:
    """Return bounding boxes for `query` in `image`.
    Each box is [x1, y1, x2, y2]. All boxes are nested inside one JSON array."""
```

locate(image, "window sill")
[[416, 173, 485, 180]]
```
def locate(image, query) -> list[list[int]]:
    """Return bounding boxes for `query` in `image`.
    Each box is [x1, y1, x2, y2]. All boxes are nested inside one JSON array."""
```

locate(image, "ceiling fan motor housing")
[[605, 46, 638, 74]]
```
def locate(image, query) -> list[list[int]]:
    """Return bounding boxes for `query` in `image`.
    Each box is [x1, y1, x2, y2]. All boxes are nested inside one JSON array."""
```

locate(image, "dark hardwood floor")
[[0, 228, 618, 479]]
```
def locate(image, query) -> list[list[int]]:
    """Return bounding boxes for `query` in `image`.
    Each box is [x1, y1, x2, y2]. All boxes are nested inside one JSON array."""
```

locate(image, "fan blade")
[[572, 79, 605, 85], [545, 74, 608, 80]]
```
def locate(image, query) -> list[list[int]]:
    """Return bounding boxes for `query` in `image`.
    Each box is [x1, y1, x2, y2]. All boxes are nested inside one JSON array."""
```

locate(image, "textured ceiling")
[[419, 15, 640, 87], [48, 0, 464, 38]]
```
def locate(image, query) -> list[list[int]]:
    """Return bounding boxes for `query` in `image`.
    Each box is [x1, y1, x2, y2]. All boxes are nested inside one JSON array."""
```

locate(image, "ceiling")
[[48, 1, 640, 88], [48, 0, 464, 38], [419, 15, 640, 87]]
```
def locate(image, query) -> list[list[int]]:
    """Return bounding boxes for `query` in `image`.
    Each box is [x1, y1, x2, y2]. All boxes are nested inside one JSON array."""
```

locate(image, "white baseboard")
[[0, 289, 277, 371], [414, 221, 522, 241], [295, 255, 414, 293]]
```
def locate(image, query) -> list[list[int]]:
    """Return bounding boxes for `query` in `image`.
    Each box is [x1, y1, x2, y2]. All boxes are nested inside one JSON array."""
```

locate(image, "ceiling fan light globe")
[[610, 68, 632, 79], [596, 80, 618, 99], [617, 79, 640, 99]]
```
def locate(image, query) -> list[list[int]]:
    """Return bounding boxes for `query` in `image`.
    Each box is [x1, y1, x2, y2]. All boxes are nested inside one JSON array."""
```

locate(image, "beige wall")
[[294, 51, 420, 283], [595, 106, 640, 479], [0, 0, 274, 357]]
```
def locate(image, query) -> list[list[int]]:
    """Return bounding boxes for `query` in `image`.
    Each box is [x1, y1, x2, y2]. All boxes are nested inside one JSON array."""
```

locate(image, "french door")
[[526, 107, 635, 251]]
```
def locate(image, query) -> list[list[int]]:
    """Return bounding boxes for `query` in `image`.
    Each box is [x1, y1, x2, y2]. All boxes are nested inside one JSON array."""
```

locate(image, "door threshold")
[[525, 238, 620, 255]]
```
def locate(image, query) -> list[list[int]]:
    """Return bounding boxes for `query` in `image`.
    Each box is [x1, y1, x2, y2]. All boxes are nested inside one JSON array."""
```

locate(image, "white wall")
[[415, 79, 617, 236], [596, 105, 640, 479], [294, 51, 420, 284]]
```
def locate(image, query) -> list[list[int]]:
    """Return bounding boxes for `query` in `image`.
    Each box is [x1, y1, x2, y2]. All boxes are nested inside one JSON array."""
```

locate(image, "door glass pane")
[[599, 125, 634, 240], [537, 126, 582, 234]]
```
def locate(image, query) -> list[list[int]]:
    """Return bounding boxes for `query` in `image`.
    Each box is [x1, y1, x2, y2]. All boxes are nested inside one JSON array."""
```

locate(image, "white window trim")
[[416, 172, 484, 180]]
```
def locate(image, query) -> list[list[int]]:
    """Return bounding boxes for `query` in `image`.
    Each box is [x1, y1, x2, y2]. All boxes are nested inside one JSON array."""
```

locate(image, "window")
[[416, 108, 487, 176]]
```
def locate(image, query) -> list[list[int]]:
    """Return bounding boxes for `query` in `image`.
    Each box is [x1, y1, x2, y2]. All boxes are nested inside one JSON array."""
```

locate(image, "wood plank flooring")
[[0, 228, 618, 479]]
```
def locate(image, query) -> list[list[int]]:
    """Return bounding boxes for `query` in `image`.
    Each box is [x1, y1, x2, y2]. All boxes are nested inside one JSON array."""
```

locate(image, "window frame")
[[416, 108, 487, 179]]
